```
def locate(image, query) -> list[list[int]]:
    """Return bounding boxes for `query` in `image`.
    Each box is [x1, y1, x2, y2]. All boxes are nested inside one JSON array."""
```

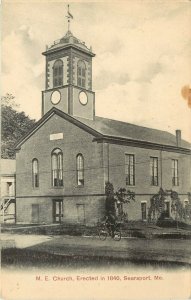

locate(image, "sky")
[[2, 0, 191, 142]]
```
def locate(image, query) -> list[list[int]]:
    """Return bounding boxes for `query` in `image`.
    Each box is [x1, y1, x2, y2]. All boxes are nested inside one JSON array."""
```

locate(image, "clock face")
[[51, 90, 61, 105], [79, 91, 88, 105]]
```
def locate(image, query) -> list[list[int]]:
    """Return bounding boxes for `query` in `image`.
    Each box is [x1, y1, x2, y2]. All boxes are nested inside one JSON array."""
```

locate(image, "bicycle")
[[98, 221, 121, 241]]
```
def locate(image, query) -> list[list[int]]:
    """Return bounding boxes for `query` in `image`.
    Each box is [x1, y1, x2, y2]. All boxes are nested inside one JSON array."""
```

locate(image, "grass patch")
[[2, 221, 191, 239], [2, 248, 190, 270], [156, 219, 191, 230], [1, 224, 87, 235]]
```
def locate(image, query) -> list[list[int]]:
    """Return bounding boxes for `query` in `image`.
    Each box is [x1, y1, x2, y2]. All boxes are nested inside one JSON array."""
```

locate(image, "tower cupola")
[[47, 30, 94, 54], [41, 15, 95, 120]]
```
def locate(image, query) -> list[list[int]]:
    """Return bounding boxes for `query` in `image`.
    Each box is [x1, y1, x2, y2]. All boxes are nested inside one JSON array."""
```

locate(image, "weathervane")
[[66, 4, 73, 32]]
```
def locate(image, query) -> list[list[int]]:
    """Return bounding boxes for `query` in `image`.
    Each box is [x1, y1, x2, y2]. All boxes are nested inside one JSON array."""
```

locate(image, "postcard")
[[1, 1, 191, 300]]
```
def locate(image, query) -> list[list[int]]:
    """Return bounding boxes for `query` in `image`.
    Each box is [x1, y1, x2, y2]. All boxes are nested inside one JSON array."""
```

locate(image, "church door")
[[141, 202, 147, 221], [31, 204, 39, 223], [53, 199, 63, 223], [76, 204, 85, 224], [164, 201, 170, 218]]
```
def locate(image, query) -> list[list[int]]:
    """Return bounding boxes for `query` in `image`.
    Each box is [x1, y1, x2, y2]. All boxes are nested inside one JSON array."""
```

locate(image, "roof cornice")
[[43, 84, 95, 94], [14, 108, 191, 155], [93, 136, 191, 155], [42, 44, 95, 57], [14, 108, 102, 150]]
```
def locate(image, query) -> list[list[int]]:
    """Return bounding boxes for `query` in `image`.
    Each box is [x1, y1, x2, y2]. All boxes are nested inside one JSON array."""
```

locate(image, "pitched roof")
[[15, 107, 190, 151], [75, 115, 191, 149], [42, 30, 95, 57]]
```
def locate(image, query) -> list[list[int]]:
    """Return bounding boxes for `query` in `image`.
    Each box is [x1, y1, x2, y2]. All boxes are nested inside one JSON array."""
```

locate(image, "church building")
[[15, 26, 191, 225]]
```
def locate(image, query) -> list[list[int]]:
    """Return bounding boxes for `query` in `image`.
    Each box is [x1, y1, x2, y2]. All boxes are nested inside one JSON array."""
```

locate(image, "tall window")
[[32, 159, 39, 188], [125, 154, 135, 186], [77, 60, 86, 88], [150, 157, 158, 186], [76, 154, 84, 186], [51, 149, 63, 187], [53, 60, 63, 87], [172, 159, 179, 186]]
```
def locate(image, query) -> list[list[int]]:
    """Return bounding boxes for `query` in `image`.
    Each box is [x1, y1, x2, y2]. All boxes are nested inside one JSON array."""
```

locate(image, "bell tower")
[[42, 28, 95, 120]]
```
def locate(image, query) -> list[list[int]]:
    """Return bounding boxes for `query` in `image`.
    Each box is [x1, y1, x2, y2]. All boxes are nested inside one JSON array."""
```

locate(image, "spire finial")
[[66, 4, 74, 32]]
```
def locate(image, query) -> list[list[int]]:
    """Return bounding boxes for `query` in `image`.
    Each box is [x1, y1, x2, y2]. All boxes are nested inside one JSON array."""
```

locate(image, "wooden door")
[[53, 200, 63, 223], [31, 204, 39, 223], [141, 202, 147, 221], [76, 204, 85, 224], [165, 202, 170, 218]]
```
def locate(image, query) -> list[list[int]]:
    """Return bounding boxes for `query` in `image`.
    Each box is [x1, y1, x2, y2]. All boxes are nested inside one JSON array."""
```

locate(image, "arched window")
[[51, 149, 63, 187], [53, 60, 63, 87], [32, 159, 39, 188], [76, 154, 84, 186], [77, 60, 86, 88]]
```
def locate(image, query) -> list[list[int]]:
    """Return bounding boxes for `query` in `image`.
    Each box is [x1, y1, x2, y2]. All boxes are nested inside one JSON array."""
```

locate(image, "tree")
[[115, 187, 135, 220], [105, 182, 135, 221], [148, 188, 167, 221], [148, 188, 191, 223], [184, 193, 191, 222], [1, 93, 36, 159], [1, 93, 19, 109], [105, 182, 116, 216], [170, 190, 184, 221]]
